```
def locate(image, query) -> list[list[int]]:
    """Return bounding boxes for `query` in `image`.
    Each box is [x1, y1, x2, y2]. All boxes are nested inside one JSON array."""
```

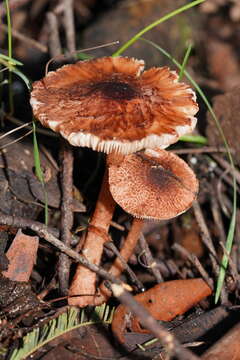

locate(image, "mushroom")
[[108, 148, 199, 220], [30, 57, 198, 154], [30, 56, 198, 307], [95, 148, 199, 304]]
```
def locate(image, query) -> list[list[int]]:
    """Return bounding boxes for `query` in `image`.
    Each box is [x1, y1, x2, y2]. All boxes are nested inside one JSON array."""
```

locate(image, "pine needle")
[[9, 304, 114, 360]]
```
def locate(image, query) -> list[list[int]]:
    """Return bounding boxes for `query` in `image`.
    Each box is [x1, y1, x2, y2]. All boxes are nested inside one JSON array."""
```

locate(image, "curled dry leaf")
[[111, 278, 212, 344]]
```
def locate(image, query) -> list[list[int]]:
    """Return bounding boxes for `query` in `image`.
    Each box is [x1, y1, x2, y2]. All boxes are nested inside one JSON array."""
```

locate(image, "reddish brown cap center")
[[92, 81, 138, 100], [138, 153, 187, 190]]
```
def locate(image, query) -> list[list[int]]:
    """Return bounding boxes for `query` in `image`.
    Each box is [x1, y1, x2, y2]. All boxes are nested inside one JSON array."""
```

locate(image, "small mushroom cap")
[[30, 57, 198, 154], [108, 148, 198, 220]]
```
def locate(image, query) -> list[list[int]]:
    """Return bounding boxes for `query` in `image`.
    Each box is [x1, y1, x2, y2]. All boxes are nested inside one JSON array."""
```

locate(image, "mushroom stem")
[[94, 218, 144, 305], [68, 167, 115, 307]]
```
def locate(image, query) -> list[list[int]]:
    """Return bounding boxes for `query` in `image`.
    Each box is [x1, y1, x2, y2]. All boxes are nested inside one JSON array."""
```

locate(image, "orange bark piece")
[[111, 278, 212, 343], [68, 168, 115, 307], [3, 229, 39, 282]]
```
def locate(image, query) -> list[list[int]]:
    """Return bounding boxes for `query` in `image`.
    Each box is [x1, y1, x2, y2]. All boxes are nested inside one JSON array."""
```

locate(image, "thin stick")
[[0, 121, 32, 139], [46, 12, 62, 58], [61, 0, 76, 54], [58, 139, 74, 294], [173, 146, 235, 155], [193, 201, 219, 274], [211, 154, 240, 185], [30, 0, 49, 19], [104, 241, 144, 291], [45, 41, 119, 76], [0, 213, 122, 285], [172, 243, 213, 290], [0, 129, 33, 150], [192, 201, 228, 303], [1, 24, 48, 53], [214, 166, 240, 194], [3, 113, 58, 137], [218, 241, 239, 285], [139, 232, 164, 283], [112, 283, 201, 360], [37, 277, 57, 300], [210, 184, 226, 246]]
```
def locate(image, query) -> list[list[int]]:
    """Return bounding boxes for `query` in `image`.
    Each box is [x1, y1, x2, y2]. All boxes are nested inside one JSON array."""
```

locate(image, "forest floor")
[[0, 0, 240, 359]]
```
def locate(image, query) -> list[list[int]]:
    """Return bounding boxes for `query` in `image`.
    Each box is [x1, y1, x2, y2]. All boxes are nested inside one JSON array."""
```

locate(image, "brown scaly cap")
[[108, 148, 198, 220], [30, 57, 198, 154]]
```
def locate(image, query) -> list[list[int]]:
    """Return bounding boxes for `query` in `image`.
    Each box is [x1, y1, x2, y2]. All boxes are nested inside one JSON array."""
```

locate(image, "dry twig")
[[60, 0, 76, 54], [0, 213, 121, 286], [46, 12, 62, 58], [172, 243, 213, 290], [104, 241, 144, 291], [2, 24, 48, 53], [59, 139, 74, 294], [193, 201, 228, 303], [138, 232, 164, 283]]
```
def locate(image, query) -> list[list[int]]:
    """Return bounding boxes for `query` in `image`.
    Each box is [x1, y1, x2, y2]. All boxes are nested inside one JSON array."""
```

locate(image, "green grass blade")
[[0, 54, 23, 66], [179, 42, 192, 81], [32, 121, 49, 225], [32, 122, 44, 184], [4, 0, 12, 60], [112, 0, 205, 57], [11, 67, 31, 90], [141, 38, 237, 304], [4, 0, 14, 114], [0, 54, 30, 89], [214, 205, 237, 303], [180, 134, 207, 144], [178, 43, 206, 145]]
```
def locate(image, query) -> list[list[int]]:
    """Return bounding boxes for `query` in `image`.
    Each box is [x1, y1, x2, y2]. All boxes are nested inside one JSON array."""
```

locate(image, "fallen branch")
[[111, 283, 201, 360]]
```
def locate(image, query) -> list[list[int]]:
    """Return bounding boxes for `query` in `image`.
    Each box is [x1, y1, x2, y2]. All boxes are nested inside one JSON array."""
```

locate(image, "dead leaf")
[[111, 278, 212, 343], [2, 229, 39, 282]]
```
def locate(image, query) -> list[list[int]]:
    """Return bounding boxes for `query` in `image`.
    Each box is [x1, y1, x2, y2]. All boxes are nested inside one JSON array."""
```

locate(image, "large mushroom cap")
[[108, 148, 198, 220], [31, 57, 198, 154]]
